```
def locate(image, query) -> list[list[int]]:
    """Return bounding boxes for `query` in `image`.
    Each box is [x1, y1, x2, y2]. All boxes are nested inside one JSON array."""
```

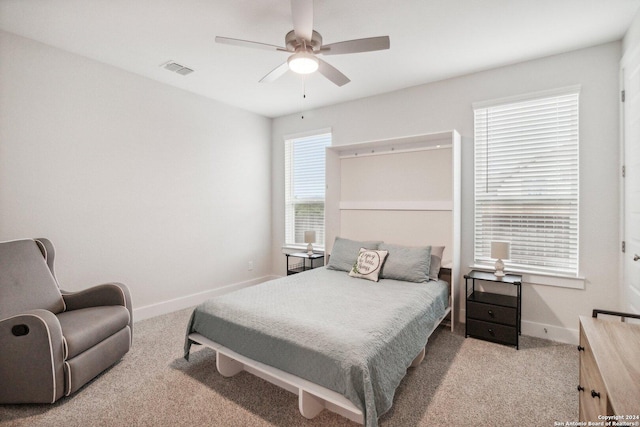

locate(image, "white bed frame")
[[190, 130, 461, 424]]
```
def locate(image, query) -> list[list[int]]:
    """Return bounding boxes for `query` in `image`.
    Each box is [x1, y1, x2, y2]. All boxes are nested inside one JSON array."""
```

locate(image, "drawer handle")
[[487, 309, 495, 318], [577, 345, 584, 352], [488, 328, 495, 336], [591, 390, 601, 399], [577, 385, 584, 392]]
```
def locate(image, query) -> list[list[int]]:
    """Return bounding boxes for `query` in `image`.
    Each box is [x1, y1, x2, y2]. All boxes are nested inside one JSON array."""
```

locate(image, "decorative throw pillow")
[[327, 237, 383, 272], [378, 243, 431, 283], [348, 248, 389, 282]]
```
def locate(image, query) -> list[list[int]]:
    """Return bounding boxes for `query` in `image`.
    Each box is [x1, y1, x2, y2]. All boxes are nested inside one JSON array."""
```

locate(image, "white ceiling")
[[1, 0, 639, 118]]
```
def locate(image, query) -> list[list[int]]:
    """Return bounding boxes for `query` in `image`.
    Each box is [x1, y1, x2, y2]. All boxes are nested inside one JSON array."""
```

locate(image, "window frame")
[[472, 86, 584, 286], [283, 129, 332, 252]]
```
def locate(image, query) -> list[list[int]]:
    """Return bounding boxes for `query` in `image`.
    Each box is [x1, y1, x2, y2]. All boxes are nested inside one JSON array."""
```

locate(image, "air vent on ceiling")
[[160, 61, 194, 76]]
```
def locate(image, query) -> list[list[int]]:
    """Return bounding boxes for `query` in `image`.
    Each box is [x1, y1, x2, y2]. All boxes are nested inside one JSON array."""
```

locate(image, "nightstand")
[[285, 252, 324, 275], [464, 270, 522, 349]]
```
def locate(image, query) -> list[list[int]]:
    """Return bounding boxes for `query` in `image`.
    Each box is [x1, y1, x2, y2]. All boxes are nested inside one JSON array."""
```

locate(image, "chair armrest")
[[61, 282, 133, 339], [0, 309, 66, 403], [61, 282, 130, 310]]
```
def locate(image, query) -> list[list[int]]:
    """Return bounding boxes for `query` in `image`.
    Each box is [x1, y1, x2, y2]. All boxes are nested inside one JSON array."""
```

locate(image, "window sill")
[[469, 264, 585, 290]]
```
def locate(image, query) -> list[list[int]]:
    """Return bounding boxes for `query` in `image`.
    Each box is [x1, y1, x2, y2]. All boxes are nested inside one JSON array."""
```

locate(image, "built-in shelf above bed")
[[325, 130, 462, 328], [328, 131, 455, 158]]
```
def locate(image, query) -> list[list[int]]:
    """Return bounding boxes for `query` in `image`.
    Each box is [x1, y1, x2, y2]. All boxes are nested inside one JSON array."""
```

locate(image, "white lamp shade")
[[491, 241, 511, 260], [304, 231, 316, 244]]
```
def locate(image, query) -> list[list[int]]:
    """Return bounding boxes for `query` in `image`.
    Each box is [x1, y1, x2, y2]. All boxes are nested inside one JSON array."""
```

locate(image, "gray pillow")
[[379, 243, 432, 283], [429, 246, 445, 280], [327, 237, 382, 272]]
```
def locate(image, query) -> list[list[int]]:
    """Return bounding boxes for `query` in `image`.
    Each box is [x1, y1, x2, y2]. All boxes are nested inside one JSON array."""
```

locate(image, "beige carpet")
[[0, 308, 577, 426]]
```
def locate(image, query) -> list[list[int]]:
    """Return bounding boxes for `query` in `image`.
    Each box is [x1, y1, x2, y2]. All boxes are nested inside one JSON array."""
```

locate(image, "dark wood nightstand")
[[464, 270, 522, 349], [285, 252, 324, 275]]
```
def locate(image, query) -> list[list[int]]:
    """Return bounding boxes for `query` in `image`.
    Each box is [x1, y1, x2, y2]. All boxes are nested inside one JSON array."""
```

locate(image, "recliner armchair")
[[0, 238, 132, 403]]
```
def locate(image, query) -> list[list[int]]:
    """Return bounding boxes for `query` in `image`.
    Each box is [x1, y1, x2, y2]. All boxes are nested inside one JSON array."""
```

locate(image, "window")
[[473, 87, 579, 277], [284, 132, 331, 249]]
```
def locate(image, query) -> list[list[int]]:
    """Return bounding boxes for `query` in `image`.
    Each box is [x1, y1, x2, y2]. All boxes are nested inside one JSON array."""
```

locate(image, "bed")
[[185, 131, 460, 426], [184, 244, 451, 427]]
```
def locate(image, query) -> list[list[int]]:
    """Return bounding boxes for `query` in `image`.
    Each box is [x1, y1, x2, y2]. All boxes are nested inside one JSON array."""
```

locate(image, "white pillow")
[[348, 248, 389, 282]]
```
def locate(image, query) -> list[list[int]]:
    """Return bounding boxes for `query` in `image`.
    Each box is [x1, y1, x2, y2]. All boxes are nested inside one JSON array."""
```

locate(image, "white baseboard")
[[458, 309, 579, 345], [133, 275, 279, 322], [520, 319, 579, 345]]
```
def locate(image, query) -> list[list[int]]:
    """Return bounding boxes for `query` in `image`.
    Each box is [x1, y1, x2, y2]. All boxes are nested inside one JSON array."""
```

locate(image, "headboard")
[[325, 130, 461, 329]]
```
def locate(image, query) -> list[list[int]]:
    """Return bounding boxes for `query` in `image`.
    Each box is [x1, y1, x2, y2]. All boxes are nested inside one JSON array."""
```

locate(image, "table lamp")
[[304, 231, 316, 255], [491, 241, 510, 277]]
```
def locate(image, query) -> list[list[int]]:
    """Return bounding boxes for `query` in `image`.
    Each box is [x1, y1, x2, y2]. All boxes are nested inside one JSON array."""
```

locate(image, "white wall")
[[271, 42, 622, 344], [0, 31, 272, 320]]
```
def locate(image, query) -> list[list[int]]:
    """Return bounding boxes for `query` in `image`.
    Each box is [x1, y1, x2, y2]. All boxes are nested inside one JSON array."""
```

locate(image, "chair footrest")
[[64, 326, 131, 395]]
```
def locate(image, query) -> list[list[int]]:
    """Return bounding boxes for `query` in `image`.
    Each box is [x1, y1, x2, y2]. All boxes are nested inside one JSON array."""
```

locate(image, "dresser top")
[[579, 315, 640, 415]]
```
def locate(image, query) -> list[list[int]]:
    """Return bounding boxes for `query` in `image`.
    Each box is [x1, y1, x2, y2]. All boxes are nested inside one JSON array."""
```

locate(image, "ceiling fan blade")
[[317, 59, 350, 87], [321, 36, 390, 55], [291, 0, 313, 42], [259, 62, 290, 83], [216, 36, 286, 52]]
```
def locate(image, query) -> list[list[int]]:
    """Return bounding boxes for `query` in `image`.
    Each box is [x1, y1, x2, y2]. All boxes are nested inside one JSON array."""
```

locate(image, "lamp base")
[[307, 243, 314, 255], [494, 259, 505, 277]]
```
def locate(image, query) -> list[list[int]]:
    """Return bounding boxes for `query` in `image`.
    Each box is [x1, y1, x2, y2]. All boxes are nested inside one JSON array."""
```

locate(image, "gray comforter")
[[184, 267, 448, 427]]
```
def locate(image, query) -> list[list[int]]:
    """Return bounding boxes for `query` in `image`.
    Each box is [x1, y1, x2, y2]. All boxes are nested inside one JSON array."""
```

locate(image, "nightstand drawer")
[[466, 319, 517, 345], [467, 301, 516, 326]]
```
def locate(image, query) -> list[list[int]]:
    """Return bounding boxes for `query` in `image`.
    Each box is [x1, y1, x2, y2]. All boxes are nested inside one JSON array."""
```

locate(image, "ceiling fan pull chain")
[[301, 76, 307, 119]]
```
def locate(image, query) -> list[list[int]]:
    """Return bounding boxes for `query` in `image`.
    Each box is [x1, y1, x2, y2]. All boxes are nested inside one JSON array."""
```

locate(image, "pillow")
[[429, 246, 445, 280], [327, 237, 382, 272], [348, 248, 389, 282], [379, 243, 432, 282]]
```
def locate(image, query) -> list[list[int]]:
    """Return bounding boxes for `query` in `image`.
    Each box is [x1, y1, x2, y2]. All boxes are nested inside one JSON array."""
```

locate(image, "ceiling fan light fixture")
[[215, 0, 389, 86], [288, 51, 319, 74]]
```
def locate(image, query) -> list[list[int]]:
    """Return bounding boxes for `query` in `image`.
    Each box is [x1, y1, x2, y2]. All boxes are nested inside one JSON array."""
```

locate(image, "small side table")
[[464, 270, 522, 349], [286, 252, 325, 275]]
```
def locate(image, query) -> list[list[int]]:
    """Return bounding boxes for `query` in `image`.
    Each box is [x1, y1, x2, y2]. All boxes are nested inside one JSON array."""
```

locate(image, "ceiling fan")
[[215, 0, 390, 86]]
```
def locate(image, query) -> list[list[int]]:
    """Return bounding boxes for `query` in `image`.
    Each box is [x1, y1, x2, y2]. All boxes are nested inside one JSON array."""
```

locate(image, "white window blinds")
[[285, 132, 331, 247], [474, 88, 579, 276]]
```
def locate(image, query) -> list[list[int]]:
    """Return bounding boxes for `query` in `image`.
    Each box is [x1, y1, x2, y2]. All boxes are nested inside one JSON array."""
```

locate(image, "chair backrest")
[[0, 239, 65, 319]]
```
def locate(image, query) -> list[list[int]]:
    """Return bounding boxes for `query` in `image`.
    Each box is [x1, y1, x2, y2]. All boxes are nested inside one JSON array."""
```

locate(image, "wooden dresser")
[[578, 312, 640, 421]]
